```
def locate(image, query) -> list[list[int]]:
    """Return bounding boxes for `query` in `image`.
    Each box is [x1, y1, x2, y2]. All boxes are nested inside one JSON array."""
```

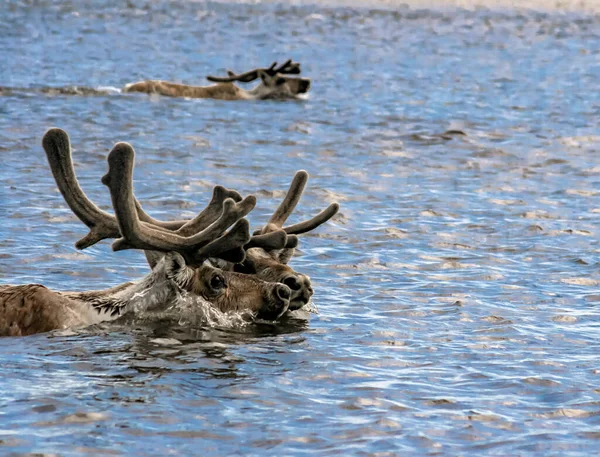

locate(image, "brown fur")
[[186, 266, 290, 319], [123, 74, 310, 101], [123, 81, 244, 100], [0, 285, 71, 336], [237, 249, 313, 311]]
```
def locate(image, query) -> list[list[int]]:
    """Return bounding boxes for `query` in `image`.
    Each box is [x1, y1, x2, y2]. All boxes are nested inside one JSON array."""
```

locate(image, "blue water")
[[1, 0, 600, 455]]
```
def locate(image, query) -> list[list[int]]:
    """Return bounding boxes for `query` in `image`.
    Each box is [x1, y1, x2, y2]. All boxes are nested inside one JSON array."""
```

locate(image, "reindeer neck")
[[245, 84, 269, 100], [62, 267, 178, 324]]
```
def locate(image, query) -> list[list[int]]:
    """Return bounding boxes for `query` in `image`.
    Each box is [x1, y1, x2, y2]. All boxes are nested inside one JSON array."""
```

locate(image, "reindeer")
[[212, 172, 339, 311], [1, 128, 337, 336], [123, 60, 311, 101]]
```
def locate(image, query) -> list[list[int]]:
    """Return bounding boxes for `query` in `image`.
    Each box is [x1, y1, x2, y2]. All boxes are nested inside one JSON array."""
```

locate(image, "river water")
[[1, 1, 600, 455]]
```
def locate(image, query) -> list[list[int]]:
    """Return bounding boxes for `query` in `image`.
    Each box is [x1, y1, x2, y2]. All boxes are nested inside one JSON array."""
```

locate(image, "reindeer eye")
[[276, 78, 286, 85], [210, 274, 226, 290]]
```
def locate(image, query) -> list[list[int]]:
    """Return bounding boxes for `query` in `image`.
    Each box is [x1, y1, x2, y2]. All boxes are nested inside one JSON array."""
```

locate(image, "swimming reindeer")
[[123, 60, 311, 100], [0, 129, 337, 336]]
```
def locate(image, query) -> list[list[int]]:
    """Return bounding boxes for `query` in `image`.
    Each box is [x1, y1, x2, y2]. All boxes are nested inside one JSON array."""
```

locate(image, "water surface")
[[1, 1, 600, 455]]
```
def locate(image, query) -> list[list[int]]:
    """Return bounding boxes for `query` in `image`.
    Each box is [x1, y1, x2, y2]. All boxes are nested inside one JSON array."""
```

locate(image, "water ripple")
[[1, 0, 600, 455]]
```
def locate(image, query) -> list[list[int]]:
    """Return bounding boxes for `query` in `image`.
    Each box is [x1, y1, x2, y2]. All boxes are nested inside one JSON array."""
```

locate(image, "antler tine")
[[245, 229, 288, 250], [194, 219, 250, 263], [42, 128, 121, 249], [255, 170, 338, 242], [282, 203, 340, 235], [134, 201, 185, 231], [206, 60, 301, 83], [219, 229, 294, 264], [43, 128, 187, 247], [276, 59, 292, 70], [206, 69, 259, 84], [101, 144, 255, 264], [134, 185, 243, 236], [284, 234, 299, 249], [176, 186, 244, 236], [273, 59, 301, 75], [262, 170, 309, 233]]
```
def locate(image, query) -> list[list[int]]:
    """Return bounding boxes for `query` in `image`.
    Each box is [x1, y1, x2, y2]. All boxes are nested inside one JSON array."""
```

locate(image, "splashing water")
[[173, 291, 256, 329]]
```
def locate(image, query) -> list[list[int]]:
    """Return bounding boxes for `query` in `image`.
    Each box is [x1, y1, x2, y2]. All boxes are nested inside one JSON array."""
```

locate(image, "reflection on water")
[[1, 0, 600, 455]]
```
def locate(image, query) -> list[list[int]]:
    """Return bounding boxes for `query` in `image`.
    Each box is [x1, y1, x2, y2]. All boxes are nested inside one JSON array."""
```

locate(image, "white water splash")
[[96, 85, 122, 94], [303, 301, 320, 315], [171, 291, 255, 329]]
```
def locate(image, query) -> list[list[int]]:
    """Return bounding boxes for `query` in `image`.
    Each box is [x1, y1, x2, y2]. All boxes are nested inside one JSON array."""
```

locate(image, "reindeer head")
[[207, 60, 311, 100], [235, 248, 312, 311], [252, 71, 311, 99], [164, 253, 291, 320], [226, 171, 339, 311], [42, 128, 295, 320]]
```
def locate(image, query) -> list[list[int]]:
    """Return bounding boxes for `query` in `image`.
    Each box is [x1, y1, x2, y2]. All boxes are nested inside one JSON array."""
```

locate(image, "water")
[[1, 0, 600, 455]]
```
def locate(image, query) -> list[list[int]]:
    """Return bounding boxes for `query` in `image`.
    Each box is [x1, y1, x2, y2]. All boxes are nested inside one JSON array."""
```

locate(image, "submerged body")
[[123, 81, 249, 100], [0, 254, 291, 337], [0, 129, 338, 337], [123, 73, 311, 101]]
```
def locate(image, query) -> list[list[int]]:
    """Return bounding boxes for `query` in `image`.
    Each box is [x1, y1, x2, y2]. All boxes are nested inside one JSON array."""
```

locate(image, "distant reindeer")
[[1, 129, 338, 336], [123, 60, 311, 100]]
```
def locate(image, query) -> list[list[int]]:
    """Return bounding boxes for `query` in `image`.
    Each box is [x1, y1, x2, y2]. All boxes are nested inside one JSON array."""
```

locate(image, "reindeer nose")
[[276, 284, 291, 302], [283, 275, 302, 291], [300, 80, 311, 93]]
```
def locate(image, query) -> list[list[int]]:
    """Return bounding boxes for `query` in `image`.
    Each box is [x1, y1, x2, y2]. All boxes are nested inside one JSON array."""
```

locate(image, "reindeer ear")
[[276, 248, 295, 265], [234, 253, 259, 274], [164, 252, 195, 291], [258, 70, 274, 85], [144, 250, 164, 269]]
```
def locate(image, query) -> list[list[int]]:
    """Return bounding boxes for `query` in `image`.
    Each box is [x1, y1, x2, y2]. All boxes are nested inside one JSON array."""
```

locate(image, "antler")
[[43, 129, 233, 247], [134, 185, 243, 234], [134, 186, 291, 252], [256, 170, 339, 243], [101, 143, 256, 265], [270, 59, 301, 75], [206, 59, 301, 84], [42, 128, 292, 262], [43, 128, 122, 249]]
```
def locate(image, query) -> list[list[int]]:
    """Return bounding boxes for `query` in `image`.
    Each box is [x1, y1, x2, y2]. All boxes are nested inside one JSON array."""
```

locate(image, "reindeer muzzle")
[[299, 79, 311, 94]]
